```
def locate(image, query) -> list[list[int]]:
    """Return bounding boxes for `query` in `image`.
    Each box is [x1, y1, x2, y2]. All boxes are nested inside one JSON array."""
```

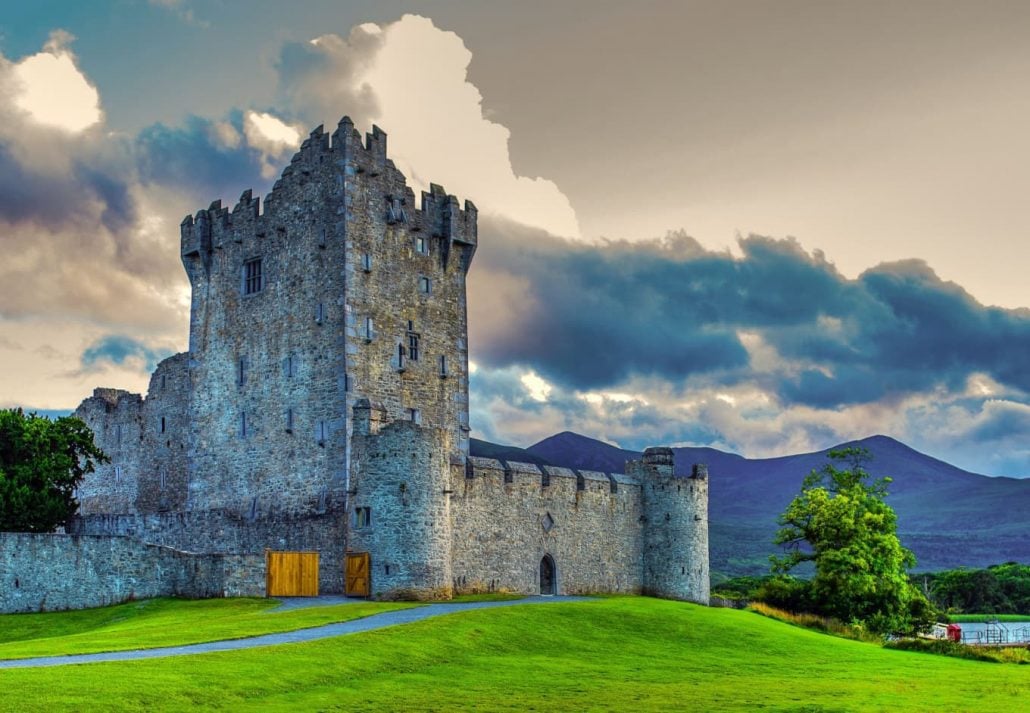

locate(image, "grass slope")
[[0, 597, 415, 659], [0, 598, 1025, 712]]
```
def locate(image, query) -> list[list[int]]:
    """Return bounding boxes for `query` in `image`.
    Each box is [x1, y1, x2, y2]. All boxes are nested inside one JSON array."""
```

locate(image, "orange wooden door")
[[345, 552, 370, 597], [266, 551, 320, 596]]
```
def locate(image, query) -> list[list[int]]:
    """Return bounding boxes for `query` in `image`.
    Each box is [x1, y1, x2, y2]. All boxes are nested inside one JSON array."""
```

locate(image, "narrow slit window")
[[160, 416, 166, 433], [240, 412, 247, 438], [418, 276, 431, 294], [243, 258, 263, 295], [364, 317, 374, 341], [439, 354, 448, 377], [362, 252, 372, 272], [415, 236, 428, 254], [397, 343, 406, 370], [285, 408, 294, 433], [318, 227, 327, 248], [354, 506, 372, 528], [315, 302, 325, 324], [238, 356, 247, 385], [317, 420, 327, 446], [114, 465, 122, 482]]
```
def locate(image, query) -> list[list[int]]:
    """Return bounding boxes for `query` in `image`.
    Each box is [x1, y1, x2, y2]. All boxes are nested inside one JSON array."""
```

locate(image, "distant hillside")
[[521, 431, 1030, 580], [469, 438, 551, 466]]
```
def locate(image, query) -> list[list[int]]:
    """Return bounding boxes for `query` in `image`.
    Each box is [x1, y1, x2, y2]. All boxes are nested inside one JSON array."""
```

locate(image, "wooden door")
[[266, 551, 320, 597], [345, 552, 370, 597]]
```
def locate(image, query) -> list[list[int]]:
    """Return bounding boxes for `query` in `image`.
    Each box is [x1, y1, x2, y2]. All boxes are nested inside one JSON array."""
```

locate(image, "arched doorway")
[[539, 554, 556, 596]]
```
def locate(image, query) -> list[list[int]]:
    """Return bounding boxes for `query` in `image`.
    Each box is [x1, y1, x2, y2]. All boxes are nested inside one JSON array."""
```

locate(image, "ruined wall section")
[[347, 402, 453, 599], [136, 353, 190, 513], [337, 118, 476, 462], [449, 458, 644, 595], [180, 124, 349, 515], [74, 388, 144, 515]]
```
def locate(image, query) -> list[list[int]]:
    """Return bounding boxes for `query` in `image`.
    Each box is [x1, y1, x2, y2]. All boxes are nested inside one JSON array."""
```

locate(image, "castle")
[[70, 117, 710, 603]]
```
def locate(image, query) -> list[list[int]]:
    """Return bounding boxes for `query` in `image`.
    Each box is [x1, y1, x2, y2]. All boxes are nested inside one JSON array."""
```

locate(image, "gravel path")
[[0, 596, 587, 669]]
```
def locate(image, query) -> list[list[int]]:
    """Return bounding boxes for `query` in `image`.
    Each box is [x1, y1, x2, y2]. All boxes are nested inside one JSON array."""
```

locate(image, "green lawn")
[[949, 613, 1030, 623], [0, 597, 1025, 712], [0, 597, 416, 659]]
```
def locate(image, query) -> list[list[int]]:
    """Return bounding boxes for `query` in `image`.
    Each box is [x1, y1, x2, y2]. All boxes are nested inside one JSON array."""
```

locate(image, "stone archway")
[[539, 554, 556, 596]]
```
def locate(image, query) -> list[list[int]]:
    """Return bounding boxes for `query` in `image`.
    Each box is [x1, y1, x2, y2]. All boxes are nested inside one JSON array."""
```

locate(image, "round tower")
[[634, 447, 710, 604], [348, 400, 453, 599]]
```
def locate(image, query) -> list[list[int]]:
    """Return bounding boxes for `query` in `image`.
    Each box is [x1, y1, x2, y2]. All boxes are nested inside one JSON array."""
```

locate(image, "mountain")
[[483, 431, 1030, 580], [468, 438, 551, 466]]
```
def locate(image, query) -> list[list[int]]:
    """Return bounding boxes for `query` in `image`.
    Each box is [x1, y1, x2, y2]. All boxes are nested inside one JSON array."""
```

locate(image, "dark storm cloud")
[[471, 217, 1030, 408], [135, 113, 267, 203], [80, 334, 173, 372], [0, 139, 136, 231]]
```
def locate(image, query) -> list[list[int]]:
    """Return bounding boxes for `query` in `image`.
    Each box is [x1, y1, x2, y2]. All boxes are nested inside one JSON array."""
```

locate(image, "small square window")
[[354, 506, 372, 528], [415, 236, 428, 254], [243, 258, 263, 295], [418, 276, 431, 294], [408, 408, 421, 424]]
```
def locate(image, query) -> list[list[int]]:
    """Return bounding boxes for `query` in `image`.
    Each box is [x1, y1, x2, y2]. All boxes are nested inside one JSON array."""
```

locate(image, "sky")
[[0, 1, 1028, 476]]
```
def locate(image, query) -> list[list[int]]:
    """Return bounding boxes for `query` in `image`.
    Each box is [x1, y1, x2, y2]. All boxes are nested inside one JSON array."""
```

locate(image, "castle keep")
[[67, 117, 710, 603]]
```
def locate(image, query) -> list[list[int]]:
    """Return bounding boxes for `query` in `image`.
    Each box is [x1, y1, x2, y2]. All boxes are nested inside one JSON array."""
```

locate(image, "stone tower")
[[179, 117, 477, 516], [347, 399, 454, 599], [631, 447, 710, 604]]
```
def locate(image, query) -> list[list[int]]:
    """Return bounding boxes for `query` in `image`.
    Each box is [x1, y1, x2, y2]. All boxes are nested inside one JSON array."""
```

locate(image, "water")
[[953, 620, 1030, 644]]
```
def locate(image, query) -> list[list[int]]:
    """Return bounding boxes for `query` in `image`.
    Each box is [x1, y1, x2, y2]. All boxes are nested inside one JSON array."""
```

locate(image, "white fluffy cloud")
[[277, 15, 581, 239], [243, 110, 303, 178], [9, 31, 101, 133]]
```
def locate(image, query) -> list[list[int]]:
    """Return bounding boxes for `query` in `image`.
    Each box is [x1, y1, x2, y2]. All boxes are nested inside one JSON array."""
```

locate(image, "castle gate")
[[345, 552, 370, 597], [540, 555, 556, 596], [266, 551, 320, 597]]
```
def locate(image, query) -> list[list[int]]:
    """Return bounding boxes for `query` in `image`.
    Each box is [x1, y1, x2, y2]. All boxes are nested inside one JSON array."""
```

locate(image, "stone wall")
[[0, 533, 265, 614], [449, 458, 645, 596], [74, 388, 144, 514], [70, 508, 347, 594]]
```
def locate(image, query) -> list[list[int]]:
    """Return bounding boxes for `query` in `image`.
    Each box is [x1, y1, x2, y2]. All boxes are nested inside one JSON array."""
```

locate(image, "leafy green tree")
[[771, 447, 933, 634], [0, 409, 108, 532]]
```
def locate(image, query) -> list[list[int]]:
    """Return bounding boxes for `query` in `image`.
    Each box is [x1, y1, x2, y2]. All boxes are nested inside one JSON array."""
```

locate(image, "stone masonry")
[[63, 116, 710, 606]]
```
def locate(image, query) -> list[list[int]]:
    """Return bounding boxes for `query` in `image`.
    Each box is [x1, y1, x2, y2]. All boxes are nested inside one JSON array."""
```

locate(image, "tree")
[[771, 447, 933, 634], [0, 409, 108, 532]]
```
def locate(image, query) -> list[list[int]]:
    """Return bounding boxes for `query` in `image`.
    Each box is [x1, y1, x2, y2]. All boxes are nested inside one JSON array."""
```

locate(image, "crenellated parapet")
[[179, 116, 477, 283]]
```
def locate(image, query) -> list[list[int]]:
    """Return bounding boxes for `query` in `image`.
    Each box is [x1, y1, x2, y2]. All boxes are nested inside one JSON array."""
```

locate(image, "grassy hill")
[[0, 597, 1025, 711], [492, 431, 1030, 579]]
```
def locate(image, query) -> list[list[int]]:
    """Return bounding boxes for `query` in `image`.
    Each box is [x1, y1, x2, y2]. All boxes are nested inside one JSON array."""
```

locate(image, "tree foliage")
[[771, 447, 933, 634], [0, 408, 108, 532], [922, 563, 1030, 615]]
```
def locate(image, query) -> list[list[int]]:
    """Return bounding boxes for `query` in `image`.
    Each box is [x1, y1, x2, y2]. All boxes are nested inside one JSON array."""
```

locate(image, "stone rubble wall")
[[449, 458, 645, 595], [70, 508, 346, 593], [0, 533, 265, 614]]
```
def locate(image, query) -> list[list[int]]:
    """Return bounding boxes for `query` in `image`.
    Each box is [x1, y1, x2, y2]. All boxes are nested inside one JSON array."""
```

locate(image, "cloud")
[[242, 111, 303, 178], [80, 334, 174, 373], [274, 14, 580, 238], [469, 216, 1030, 409], [8, 30, 101, 132]]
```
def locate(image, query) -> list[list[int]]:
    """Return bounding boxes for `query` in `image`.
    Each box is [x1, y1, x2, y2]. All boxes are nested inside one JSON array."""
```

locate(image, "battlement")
[[464, 457, 638, 495], [180, 116, 476, 268]]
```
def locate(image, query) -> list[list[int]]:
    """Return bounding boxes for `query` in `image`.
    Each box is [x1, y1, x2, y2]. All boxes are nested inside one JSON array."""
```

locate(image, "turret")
[[347, 403, 454, 600], [630, 447, 710, 604]]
